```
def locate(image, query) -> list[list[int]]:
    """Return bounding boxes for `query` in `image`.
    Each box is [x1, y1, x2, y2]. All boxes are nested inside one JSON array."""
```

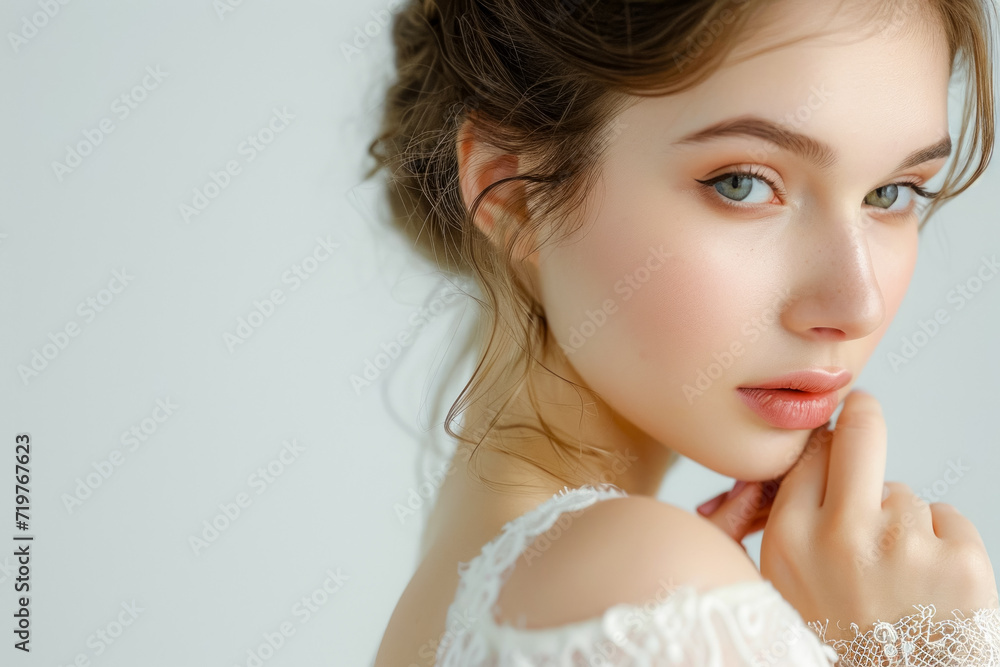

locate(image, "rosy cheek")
[[867, 226, 920, 342], [613, 255, 751, 387]]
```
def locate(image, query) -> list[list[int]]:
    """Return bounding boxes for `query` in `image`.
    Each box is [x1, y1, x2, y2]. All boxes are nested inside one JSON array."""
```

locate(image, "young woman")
[[368, 0, 1000, 664]]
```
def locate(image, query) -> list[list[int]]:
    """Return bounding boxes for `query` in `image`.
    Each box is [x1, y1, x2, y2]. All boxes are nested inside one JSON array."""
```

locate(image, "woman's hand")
[[759, 389, 999, 638], [696, 477, 779, 552]]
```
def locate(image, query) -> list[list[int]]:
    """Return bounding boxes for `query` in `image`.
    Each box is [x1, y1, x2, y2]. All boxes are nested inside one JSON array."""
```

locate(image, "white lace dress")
[[433, 483, 1000, 666]]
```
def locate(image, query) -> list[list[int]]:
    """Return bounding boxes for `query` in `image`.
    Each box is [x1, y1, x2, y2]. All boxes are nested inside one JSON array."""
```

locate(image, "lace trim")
[[435, 482, 842, 666], [481, 577, 842, 666], [435, 482, 629, 664], [808, 605, 1000, 666], [433, 482, 1000, 666]]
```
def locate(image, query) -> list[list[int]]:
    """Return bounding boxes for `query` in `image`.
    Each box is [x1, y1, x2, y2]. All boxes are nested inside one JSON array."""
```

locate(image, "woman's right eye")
[[704, 172, 777, 205], [695, 168, 783, 208]]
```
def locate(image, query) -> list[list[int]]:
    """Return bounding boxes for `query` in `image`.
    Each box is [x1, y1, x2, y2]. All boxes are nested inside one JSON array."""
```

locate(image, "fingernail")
[[726, 480, 748, 501], [697, 491, 727, 516]]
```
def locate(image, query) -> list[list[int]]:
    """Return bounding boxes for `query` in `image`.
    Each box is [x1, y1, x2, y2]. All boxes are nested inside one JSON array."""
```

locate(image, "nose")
[[780, 211, 886, 341]]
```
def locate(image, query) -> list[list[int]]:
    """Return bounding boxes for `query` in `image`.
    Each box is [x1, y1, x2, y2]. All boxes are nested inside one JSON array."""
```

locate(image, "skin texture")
[[478, 0, 947, 543], [375, 1, 969, 664], [529, 4, 947, 486], [444, 0, 951, 507]]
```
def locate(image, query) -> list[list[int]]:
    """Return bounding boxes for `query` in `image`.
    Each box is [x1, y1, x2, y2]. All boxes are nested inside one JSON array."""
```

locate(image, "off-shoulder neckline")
[[449, 482, 781, 638], [435, 483, 845, 665]]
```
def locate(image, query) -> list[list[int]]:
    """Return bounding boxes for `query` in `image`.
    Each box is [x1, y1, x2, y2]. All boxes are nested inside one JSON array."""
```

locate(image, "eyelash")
[[696, 166, 940, 217]]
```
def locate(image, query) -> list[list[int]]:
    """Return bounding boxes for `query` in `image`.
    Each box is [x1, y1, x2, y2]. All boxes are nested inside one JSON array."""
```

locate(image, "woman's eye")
[[864, 183, 915, 211], [700, 171, 931, 214], [707, 173, 776, 204]]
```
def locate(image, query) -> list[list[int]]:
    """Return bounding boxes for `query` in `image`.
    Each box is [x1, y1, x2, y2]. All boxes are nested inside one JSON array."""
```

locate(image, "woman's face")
[[534, 0, 953, 481]]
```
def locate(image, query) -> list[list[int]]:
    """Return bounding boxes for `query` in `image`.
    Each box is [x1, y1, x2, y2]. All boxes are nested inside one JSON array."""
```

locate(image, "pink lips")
[[736, 368, 852, 430]]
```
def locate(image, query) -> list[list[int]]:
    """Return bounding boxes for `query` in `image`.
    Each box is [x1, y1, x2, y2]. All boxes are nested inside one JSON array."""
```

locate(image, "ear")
[[456, 117, 537, 266]]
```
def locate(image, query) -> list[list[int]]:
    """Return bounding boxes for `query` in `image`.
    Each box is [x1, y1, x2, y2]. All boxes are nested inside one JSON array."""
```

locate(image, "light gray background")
[[1, 1, 997, 666]]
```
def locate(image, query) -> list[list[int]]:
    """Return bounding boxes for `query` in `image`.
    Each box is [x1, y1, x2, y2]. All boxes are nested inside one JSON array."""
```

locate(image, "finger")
[[696, 489, 728, 517], [743, 514, 769, 537], [753, 495, 774, 520], [881, 481, 932, 527], [757, 476, 781, 510], [770, 423, 832, 519], [930, 502, 985, 545], [745, 488, 775, 525], [823, 390, 887, 514], [714, 482, 768, 543]]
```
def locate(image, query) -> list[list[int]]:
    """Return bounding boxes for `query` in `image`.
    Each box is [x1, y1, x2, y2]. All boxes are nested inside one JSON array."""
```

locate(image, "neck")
[[418, 339, 676, 559]]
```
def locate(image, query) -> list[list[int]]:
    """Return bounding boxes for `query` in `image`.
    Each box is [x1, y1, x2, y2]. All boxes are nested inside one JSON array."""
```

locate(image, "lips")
[[736, 368, 852, 430]]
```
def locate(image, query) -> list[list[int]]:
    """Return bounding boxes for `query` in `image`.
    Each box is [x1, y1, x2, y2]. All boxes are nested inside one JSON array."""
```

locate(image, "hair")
[[364, 0, 997, 494]]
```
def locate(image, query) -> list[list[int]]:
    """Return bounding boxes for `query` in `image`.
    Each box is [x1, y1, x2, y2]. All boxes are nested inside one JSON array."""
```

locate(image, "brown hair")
[[364, 0, 997, 492]]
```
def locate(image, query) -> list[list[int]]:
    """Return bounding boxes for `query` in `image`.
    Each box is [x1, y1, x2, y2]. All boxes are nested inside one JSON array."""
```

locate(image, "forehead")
[[618, 0, 952, 171]]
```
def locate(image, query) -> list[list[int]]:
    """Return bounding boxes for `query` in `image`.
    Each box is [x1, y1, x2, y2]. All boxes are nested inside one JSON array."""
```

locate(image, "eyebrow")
[[672, 115, 952, 173]]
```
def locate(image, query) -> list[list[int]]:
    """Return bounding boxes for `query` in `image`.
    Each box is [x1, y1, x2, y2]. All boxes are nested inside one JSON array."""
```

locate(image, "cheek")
[[867, 223, 920, 344], [619, 255, 749, 382], [539, 211, 763, 400]]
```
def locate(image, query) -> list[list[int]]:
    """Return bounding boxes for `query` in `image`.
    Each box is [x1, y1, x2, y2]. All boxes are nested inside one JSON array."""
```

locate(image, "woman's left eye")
[[863, 183, 920, 212]]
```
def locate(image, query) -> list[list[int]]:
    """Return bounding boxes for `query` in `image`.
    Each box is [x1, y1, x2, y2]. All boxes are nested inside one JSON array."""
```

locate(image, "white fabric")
[[434, 482, 1000, 666], [810, 605, 1000, 666], [435, 483, 841, 666]]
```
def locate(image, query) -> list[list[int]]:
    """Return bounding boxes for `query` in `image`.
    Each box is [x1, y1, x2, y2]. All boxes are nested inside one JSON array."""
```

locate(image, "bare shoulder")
[[494, 494, 763, 628]]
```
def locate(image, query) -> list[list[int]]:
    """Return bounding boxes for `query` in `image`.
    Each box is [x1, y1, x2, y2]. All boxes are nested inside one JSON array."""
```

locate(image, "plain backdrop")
[[1, 1, 998, 666]]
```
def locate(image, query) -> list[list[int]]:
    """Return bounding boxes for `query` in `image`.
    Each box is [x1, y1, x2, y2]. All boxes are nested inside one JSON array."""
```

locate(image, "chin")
[[752, 433, 815, 481], [705, 430, 812, 482]]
